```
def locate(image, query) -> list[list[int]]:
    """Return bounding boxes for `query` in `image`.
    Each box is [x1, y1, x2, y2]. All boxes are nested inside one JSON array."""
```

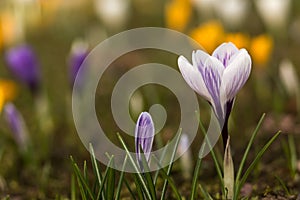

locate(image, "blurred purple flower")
[[5, 44, 41, 93], [68, 40, 89, 87], [135, 112, 154, 171], [178, 42, 251, 147], [4, 103, 29, 151]]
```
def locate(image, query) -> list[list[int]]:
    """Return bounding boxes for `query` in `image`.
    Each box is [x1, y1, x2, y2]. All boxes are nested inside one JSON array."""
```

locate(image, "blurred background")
[[0, 0, 300, 198]]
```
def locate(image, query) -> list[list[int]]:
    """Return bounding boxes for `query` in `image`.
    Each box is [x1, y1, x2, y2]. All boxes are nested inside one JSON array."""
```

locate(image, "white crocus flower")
[[255, 0, 291, 31], [178, 42, 252, 147]]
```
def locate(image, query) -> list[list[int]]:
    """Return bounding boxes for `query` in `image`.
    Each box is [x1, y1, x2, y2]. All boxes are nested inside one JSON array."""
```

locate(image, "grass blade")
[[70, 156, 95, 200], [236, 131, 281, 196], [115, 155, 128, 200], [235, 113, 265, 192], [124, 178, 137, 200], [116, 133, 152, 200], [71, 174, 76, 200], [89, 144, 105, 199], [106, 161, 115, 200], [160, 129, 182, 200], [96, 155, 115, 200]]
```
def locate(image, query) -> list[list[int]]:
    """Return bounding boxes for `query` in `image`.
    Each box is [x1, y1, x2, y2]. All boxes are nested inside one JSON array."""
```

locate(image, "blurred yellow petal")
[[165, 0, 191, 32], [190, 21, 225, 53], [0, 80, 18, 103], [225, 33, 250, 49], [0, 89, 4, 113], [0, 11, 23, 46], [250, 34, 273, 66]]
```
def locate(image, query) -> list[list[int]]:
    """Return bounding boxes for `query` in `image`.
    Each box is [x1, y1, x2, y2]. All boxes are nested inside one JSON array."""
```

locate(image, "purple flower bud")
[[5, 44, 41, 93], [68, 40, 89, 87], [4, 103, 29, 151], [135, 112, 154, 171]]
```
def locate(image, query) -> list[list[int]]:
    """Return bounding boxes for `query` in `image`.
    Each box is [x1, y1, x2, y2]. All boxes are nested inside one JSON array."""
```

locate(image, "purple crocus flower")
[[68, 40, 89, 87], [178, 42, 251, 147], [4, 103, 29, 151], [135, 112, 155, 171], [5, 44, 41, 93]]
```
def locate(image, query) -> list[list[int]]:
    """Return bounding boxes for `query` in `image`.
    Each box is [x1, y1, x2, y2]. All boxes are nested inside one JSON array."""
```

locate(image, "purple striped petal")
[[203, 57, 224, 119], [220, 49, 251, 104], [192, 50, 210, 73], [135, 112, 154, 170], [212, 42, 239, 68], [178, 56, 211, 101]]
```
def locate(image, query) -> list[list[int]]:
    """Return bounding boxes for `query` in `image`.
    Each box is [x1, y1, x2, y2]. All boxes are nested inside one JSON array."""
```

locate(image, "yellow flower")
[[250, 34, 273, 66], [0, 80, 18, 112], [165, 0, 191, 32], [0, 11, 22, 46], [190, 21, 225, 53], [225, 33, 250, 49]]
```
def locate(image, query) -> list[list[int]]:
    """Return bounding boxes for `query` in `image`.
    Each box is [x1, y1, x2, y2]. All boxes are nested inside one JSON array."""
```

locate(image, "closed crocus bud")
[[279, 59, 299, 97], [224, 137, 234, 199], [177, 134, 192, 180], [4, 103, 29, 151], [68, 39, 89, 87], [94, 0, 130, 31], [5, 44, 41, 93], [214, 0, 249, 29], [255, 0, 291, 31], [135, 112, 154, 172]]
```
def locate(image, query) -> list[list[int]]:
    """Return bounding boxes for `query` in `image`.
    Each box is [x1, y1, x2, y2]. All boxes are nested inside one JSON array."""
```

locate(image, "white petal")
[[178, 55, 211, 101], [192, 50, 210, 72], [212, 42, 239, 67], [220, 49, 251, 105], [203, 57, 225, 118]]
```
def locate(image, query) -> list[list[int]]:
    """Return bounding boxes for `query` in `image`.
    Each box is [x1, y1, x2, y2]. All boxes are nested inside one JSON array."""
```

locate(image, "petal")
[[220, 49, 251, 104], [192, 50, 210, 73], [178, 55, 211, 101], [212, 42, 239, 67], [135, 112, 154, 163], [203, 57, 224, 119]]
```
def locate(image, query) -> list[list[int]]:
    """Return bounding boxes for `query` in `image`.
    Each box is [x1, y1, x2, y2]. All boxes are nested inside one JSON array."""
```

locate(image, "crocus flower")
[[94, 0, 130, 31], [165, 0, 191, 32], [255, 0, 291, 31], [214, 0, 249, 28], [68, 39, 89, 87], [135, 112, 154, 171], [279, 59, 299, 97], [178, 42, 251, 147], [5, 44, 41, 93], [4, 103, 29, 151], [190, 21, 225, 54]]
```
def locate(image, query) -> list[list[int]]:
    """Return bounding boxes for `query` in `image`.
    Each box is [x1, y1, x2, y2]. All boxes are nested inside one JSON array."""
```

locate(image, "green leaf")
[[124, 178, 136, 200], [115, 155, 128, 200], [70, 156, 95, 200], [199, 184, 214, 200], [89, 144, 105, 199], [106, 160, 115, 200], [96, 155, 115, 200], [236, 131, 281, 197], [71, 174, 76, 200], [140, 150, 157, 200], [235, 113, 265, 194], [152, 156, 182, 200], [116, 133, 152, 200], [160, 129, 182, 200]]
